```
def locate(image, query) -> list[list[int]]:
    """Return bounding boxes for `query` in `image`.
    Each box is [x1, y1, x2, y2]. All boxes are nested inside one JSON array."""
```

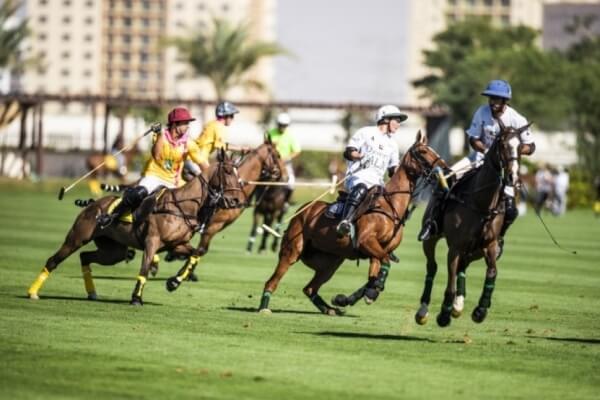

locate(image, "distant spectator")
[[534, 164, 554, 214], [552, 166, 569, 216]]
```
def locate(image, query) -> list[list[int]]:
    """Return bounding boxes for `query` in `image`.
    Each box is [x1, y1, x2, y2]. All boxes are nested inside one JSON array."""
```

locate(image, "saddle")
[[107, 187, 168, 224], [324, 186, 384, 221]]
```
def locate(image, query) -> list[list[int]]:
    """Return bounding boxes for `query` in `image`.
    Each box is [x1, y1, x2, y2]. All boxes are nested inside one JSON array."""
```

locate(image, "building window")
[[61, 51, 70, 58], [123, 17, 132, 26], [61, 69, 70, 77], [61, 33, 71, 41], [38, 33, 47, 41], [142, 18, 149, 27], [124, 0, 132, 8], [84, 34, 93, 42], [122, 35, 131, 43], [39, 0, 47, 5], [63, 0, 71, 5], [140, 52, 148, 62], [85, 0, 94, 6], [122, 70, 130, 79], [467, 0, 476, 6], [62, 16, 71, 24], [122, 52, 131, 61], [222, 3, 229, 12], [197, 3, 204, 10], [142, 1, 150, 10], [85, 17, 94, 24], [141, 35, 150, 44], [84, 52, 92, 59], [484, 0, 493, 6], [38, 15, 47, 23], [501, 0, 510, 5], [83, 70, 92, 77]]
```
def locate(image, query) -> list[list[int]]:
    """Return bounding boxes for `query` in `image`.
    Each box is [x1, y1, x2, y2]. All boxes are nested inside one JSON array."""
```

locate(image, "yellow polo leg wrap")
[[135, 275, 147, 297], [177, 256, 199, 282], [152, 254, 160, 264], [28, 268, 50, 297], [81, 265, 96, 295]]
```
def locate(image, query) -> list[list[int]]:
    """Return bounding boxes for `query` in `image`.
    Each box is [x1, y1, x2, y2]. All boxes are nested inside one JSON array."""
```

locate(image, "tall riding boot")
[[97, 200, 130, 229], [418, 189, 445, 241], [336, 184, 368, 237], [97, 186, 147, 229]]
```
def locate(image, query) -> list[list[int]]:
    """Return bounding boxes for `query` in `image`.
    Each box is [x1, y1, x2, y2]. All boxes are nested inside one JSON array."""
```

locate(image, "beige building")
[[406, 0, 597, 105], [20, 0, 274, 103]]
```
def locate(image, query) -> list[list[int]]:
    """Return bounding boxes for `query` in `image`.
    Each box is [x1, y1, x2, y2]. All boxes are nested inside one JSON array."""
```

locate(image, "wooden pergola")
[[0, 92, 449, 177]]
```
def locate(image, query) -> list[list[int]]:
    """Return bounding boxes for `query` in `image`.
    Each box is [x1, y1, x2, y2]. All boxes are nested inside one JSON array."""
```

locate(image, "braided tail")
[[74, 198, 95, 208], [101, 183, 124, 192]]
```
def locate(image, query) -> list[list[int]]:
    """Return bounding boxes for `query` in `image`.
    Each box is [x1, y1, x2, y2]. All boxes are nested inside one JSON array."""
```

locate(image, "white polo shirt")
[[344, 126, 399, 190], [466, 105, 534, 162]]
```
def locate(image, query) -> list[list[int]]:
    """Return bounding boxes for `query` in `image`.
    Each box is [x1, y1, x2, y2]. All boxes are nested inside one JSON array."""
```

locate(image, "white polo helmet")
[[277, 112, 291, 125], [375, 105, 408, 124]]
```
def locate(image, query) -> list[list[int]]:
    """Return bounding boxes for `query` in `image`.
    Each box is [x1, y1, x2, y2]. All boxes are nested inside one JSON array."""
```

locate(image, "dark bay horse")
[[27, 150, 246, 305], [258, 131, 447, 315], [415, 123, 529, 327], [246, 185, 288, 253], [164, 142, 287, 286]]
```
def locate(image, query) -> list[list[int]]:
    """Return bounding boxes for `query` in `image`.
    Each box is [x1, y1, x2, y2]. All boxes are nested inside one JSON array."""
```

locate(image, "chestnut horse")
[[246, 185, 288, 253], [27, 150, 246, 305], [258, 131, 447, 315], [415, 123, 529, 327], [164, 142, 287, 286]]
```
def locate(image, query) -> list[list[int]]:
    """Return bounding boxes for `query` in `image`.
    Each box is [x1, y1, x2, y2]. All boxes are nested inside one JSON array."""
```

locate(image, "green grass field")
[[1, 180, 599, 400]]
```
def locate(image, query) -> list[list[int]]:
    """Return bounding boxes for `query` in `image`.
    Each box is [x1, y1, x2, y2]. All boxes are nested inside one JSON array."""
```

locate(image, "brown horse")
[[246, 185, 288, 253], [257, 131, 447, 315], [164, 142, 287, 286], [415, 123, 529, 327], [27, 150, 246, 305]]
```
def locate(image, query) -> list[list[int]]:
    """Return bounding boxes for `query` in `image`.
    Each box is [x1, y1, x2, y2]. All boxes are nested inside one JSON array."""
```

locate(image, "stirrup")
[[418, 221, 436, 242], [336, 219, 352, 237], [96, 213, 114, 229]]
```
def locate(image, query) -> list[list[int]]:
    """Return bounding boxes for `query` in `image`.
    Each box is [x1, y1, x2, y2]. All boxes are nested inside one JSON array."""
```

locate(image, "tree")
[[0, 0, 29, 69], [413, 18, 570, 152], [566, 35, 600, 178], [168, 18, 288, 100]]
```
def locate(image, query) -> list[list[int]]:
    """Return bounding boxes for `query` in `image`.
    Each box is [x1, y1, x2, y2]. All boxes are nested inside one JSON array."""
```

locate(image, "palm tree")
[[169, 17, 288, 100], [0, 0, 29, 69]]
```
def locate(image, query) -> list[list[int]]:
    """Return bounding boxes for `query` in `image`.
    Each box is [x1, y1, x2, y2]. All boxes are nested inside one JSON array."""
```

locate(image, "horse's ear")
[[518, 122, 533, 134], [416, 129, 428, 145]]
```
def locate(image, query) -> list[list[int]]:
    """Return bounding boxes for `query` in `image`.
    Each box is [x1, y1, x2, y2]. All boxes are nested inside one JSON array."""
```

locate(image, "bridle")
[[207, 159, 247, 209]]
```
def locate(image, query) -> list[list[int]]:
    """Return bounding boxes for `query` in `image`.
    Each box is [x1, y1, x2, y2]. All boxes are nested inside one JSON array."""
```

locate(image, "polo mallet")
[[58, 122, 162, 200]]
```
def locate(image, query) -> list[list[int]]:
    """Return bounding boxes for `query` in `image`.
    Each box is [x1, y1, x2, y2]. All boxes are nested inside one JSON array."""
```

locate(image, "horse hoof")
[[87, 292, 98, 300], [130, 297, 143, 306], [331, 294, 349, 308], [150, 265, 158, 277], [364, 287, 379, 304], [471, 307, 488, 323], [166, 277, 180, 292], [436, 312, 452, 327], [258, 308, 272, 315], [186, 273, 199, 282], [324, 308, 344, 316], [451, 308, 463, 318], [415, 311, 429, 325], [28, 293, 39, 300]]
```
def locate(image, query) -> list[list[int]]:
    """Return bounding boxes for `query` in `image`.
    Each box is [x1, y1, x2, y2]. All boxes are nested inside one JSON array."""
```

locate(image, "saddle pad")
[[107, 198, 133, 223]]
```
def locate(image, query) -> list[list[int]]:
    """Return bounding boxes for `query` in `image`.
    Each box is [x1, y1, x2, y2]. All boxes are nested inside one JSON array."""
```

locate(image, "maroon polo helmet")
[[167, 107, 196, 125]]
